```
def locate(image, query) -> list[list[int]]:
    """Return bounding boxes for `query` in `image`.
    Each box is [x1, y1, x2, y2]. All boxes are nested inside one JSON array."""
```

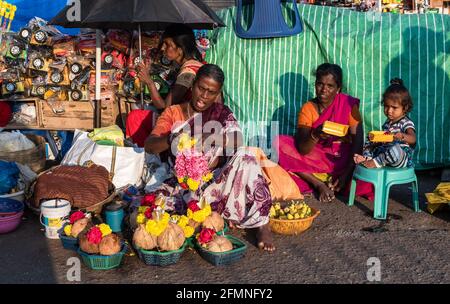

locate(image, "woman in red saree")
[[275, 63, 373, 202]]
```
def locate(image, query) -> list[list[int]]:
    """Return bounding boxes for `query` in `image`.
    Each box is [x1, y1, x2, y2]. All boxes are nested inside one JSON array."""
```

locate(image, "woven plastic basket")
[[195, 235, 247, 266], [77, 242, 127, 270], [135, 241, 187, 267], [59, 233, 79, 251], [269, 208, 320, 235]]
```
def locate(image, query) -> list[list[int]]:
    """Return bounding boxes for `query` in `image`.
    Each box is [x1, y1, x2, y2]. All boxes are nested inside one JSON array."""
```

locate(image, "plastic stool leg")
[[373, 184, 389, 220], [411, 179, 420, 212], [347, 178, 357, 206]]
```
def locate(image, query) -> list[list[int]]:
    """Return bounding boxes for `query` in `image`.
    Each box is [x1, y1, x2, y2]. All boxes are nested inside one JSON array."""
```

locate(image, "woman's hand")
[[137, 61, 152, 84]]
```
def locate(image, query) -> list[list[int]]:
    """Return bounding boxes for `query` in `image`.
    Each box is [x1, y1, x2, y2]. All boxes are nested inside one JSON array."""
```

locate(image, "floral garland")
[[136, 192, 164, 225], [170, 214, 195, 238], [145, 212, 170, 236], [174, 134, 213, 192], [63, 210, 88, 237], [186, 199, 212, 223], [86, 224, 113, 244], [196, 227, 216, 247]]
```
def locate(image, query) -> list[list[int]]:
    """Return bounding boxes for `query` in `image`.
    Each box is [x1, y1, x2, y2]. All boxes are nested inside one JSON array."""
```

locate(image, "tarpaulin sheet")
[[206, 4, 450, 168]]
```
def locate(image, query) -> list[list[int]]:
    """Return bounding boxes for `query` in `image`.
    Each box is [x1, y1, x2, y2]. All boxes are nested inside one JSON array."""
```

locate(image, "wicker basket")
[[0, 134, 46, 173], [135, 241, 187, 267], [77, 242, 127, 270], [26, 165, 117, 215], [269, 208, 320, 235], [195, 235, 247, 266]]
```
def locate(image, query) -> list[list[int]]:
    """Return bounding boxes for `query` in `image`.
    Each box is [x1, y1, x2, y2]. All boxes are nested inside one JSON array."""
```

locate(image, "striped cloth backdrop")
[[206, 4, 450, 168]]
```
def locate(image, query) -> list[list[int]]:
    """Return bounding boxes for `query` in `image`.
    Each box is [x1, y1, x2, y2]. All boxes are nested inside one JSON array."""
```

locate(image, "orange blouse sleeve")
[[151, 106, 185, 137], [297, 102, 318, 128], [348, 104, 362, 127]]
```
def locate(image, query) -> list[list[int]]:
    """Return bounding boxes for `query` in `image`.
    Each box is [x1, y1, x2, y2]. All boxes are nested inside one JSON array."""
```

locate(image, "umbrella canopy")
[[49, 0, 225, 30]]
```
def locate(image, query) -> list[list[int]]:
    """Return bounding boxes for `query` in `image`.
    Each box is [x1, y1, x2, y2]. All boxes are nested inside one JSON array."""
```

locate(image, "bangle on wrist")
[[310, 132, 319, 142]]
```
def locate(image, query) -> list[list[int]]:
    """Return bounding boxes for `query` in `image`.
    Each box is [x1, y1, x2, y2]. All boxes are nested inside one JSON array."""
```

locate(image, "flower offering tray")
[[195, 235, 247, 266], [135, 241, 187, 267]]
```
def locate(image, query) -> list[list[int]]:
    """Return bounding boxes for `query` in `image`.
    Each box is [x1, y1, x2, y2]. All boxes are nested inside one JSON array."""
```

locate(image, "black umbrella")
[[49, 0, 225, 30], [50, 0, 225, 123]]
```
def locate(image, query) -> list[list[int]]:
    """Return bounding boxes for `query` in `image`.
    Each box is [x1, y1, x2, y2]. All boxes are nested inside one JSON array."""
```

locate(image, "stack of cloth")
[[425, 182, 450, 214]]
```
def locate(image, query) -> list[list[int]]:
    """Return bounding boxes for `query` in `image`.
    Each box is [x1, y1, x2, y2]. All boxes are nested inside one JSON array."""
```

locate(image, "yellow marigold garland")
[[187, 204, 212, 223], [64, 224, 72, 236], [136, 213, 146, 225], [97, 223, 112, 237], [182, 225, 195, 238], [145, 212, 170, 236]]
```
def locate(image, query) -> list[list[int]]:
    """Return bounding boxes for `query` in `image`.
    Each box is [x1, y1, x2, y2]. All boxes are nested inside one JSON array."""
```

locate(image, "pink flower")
[[197, 228, 215, 245], [69, 211, 85, 224], [187, 200, 200, 212], [86, 226, 103, 244]]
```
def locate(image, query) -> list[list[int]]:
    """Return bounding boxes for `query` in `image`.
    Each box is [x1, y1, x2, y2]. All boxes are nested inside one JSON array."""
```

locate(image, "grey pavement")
[[1, 170, 449, 284]]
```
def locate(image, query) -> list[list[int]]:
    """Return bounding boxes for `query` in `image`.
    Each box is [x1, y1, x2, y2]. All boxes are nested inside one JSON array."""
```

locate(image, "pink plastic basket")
[[0, 211, 24, 234]]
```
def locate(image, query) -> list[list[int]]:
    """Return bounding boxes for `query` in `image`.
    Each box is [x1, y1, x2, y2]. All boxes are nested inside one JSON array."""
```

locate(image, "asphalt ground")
[[1, 170, 449, 284]]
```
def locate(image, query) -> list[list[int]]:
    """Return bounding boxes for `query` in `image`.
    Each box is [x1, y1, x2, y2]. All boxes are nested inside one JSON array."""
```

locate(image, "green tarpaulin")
[[206, 4, 450, 168]]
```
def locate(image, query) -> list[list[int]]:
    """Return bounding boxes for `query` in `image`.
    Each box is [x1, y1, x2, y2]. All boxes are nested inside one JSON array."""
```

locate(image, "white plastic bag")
[[61, 129, 145, 189], [0, 131, 35, 152], [142, 154, 170, 193]]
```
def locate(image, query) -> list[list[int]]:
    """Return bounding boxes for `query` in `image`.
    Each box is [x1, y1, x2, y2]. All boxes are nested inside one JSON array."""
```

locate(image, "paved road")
[[1, 170, 449, 284]]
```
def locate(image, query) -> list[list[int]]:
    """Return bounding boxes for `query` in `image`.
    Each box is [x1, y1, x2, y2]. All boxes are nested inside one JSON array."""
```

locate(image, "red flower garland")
[[69, 211, 85, 224]]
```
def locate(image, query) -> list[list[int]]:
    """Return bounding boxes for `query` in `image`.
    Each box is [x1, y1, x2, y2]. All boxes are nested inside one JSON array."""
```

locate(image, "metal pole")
[[139, 24, 144, 108], [95, 29, 102, 128]]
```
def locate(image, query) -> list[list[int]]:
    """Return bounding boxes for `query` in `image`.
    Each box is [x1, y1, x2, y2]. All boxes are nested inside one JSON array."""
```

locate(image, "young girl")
[[354, 78, 416, 168]]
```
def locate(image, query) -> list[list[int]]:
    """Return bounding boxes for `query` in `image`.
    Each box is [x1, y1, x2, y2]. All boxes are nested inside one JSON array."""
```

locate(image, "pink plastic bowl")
[[0, 211, 24, 234]]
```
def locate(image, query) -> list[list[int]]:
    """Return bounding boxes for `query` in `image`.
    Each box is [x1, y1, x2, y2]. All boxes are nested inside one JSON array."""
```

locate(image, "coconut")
[[157, 222, 185, 251], [99, 234, 121, 255], [188, 218, 201, 233], [202, 212, 224, 232], [207, 235, 233, 253], [133, 224, 157, 250], [79, 233, 99, 254], [71, 217, 91, 238]]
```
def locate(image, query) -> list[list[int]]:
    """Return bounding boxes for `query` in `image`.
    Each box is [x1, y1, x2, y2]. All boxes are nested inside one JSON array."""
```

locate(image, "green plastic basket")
[[195, 235, 247, 266], [77, 242, 127, 270], [135, 241, 187, 267]]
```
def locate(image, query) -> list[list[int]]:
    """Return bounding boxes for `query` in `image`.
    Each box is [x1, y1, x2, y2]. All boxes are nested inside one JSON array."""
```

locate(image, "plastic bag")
[[0, 131, 36, 152], [0, 160, 20, 195], [88, 125, 124, 147]]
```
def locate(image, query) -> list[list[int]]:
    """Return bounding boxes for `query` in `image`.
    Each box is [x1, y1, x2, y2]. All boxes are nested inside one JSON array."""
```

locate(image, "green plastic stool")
[[348, 165, 420, 220]]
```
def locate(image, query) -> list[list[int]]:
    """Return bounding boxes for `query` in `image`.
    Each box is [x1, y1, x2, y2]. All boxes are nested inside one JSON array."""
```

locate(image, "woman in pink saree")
[[275, 63, 373, 202]]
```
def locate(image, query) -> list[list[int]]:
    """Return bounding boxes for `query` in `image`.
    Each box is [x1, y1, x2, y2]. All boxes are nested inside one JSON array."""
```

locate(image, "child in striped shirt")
[[354, 78, 416, 168]]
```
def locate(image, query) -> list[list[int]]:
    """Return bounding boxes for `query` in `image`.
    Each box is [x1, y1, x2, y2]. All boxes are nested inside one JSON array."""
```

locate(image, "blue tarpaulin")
[[7, 0, 79, 35]]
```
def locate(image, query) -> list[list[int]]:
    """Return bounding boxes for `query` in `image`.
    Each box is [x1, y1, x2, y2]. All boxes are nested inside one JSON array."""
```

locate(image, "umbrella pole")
[[139, 24, 144, 109], [95, 29, 102, 128]]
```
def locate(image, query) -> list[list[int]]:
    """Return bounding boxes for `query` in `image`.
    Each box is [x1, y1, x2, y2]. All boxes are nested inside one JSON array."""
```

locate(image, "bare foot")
[[317, 184, 335, 203], [362, 159, 377, 168], [256, 224, 275, 252], [353, 154, 368, 164]]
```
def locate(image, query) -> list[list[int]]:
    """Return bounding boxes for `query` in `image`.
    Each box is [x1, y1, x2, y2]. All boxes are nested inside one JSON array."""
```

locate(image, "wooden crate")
[[40, 98, 118, 130], [3, 98, 42, 129]]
